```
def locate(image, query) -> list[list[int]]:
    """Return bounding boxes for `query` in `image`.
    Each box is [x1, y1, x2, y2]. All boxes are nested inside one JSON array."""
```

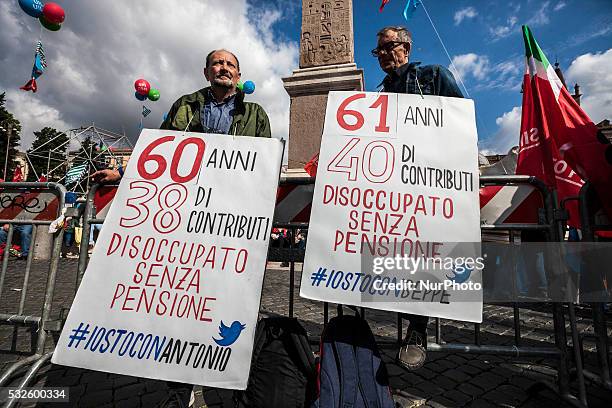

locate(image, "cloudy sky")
[[0, 0, 299, 149], [0, 0, 611, 156]]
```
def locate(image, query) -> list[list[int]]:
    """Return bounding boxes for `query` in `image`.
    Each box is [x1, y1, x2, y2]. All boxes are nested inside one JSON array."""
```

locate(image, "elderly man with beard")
[[91, 50, 270, 407], [160, 49, 271, 136], [92, 49, 270, 184]]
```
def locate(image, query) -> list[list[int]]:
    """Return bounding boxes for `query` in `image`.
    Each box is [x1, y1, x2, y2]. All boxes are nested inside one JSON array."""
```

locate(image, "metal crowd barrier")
[[576, 182, 612, 392], [269, 175, 589, 407], [453, 175, 586, 407], [0, 182, 66, 395], [76, 183, 117, 291], [51, 176, 590, 407]]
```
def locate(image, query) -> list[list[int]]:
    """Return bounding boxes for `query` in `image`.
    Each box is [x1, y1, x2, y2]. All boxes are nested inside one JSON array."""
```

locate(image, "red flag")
[[20, 78, 37, 93], [304, 153, 319, 178], [38, 174, 48, 182], [516, 26, 612, 228], [12, 166, 23, 182]]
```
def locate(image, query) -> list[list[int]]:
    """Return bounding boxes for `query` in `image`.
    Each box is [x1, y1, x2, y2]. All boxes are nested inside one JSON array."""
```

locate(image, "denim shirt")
[[381, 61, 463, 98], [201, 90, 236, 134]]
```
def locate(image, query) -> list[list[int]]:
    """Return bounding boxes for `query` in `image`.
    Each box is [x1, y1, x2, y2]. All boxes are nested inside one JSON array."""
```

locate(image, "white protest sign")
[[53, 129, 283, 389], [300, 91, 483, 323]]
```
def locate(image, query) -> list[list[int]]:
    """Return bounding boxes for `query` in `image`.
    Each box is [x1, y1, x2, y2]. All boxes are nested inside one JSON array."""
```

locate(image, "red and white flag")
[[516, 26, 612, 227]]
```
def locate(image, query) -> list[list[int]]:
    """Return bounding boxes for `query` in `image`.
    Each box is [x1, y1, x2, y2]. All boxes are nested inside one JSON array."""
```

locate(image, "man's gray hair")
[[205, 49, 240, 70], [377, 26, 413, 45]]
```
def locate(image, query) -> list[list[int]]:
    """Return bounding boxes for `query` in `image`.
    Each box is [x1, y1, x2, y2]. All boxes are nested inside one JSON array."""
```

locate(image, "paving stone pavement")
[[0, 259, 611, 407]]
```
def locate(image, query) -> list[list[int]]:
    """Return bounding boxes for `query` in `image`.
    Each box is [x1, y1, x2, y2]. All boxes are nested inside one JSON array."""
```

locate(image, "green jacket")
[[160, 87, 271, 138]]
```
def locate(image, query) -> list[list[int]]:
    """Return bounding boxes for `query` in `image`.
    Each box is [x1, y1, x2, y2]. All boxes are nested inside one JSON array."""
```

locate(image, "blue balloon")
[[242, 80, 255, 94], [134, 91, 147, 101], [18, 0, 44, 18], [162, 112, 168, 121]]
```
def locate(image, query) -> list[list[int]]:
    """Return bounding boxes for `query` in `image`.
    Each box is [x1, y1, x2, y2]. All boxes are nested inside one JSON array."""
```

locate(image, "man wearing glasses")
[[373, 26, 463, 372], [374, 26, 463, 97]]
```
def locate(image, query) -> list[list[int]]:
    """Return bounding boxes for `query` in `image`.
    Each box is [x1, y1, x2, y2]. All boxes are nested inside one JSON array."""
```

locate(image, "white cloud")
[[490, 16, 518, 39], [478, 59, 523, 91], [497, 61, 519, 76], [567, 24, 612, 47], [480, 106, 522, 155], [449, 53, 491, 82], [527, 1, 551, 26], [0, 0, 298, 149], [565, 49, 612, 123], [454, 7, 477, 26], [448, 54, 522, 93], [554, 1, 566, 11], [4, 90, 71, 145]]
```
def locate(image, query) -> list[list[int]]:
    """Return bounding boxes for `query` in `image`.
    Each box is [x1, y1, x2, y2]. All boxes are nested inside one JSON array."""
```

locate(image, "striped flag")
[[517, 26, 612, 227], [65, 163, 88, 185], [20, 41, 47, 92], [35, 41, 47, 70], [142, 105, 152, 118]]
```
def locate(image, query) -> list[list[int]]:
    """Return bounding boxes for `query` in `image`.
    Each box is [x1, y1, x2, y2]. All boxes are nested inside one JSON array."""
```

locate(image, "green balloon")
[[236, 81, 244, 91], [148, 88, 160, 101], [39, 16, 61, 31]]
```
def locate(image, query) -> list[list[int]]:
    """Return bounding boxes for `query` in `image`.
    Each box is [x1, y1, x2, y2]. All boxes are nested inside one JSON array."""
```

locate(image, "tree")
[[27, 127, 69, 181], [75, 135, 108, 171], [74, 135, 94, 167], [0, 92, 23, 180]]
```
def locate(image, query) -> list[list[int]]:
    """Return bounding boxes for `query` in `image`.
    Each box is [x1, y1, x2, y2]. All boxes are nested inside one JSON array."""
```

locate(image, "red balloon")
[[134, 79, 151, 96], [42, 2, 65, 24]]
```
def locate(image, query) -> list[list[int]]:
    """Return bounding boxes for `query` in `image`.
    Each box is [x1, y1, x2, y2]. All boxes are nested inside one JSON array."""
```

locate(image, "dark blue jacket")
[[381, 61, 463, 98]]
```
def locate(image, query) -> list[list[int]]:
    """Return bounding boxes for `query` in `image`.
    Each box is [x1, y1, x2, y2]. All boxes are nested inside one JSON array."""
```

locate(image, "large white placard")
[[300, 91, 483, 322], [53, 129, 283, 389]]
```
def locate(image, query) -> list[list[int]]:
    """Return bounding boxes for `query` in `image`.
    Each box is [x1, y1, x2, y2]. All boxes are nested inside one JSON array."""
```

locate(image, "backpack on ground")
[[234, 316, 316, 408], [312, 313, 395, 408]]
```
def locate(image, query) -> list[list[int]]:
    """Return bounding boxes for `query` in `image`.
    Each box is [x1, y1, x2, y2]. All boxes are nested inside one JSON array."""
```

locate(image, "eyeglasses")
[[371, 41, 406, 57]]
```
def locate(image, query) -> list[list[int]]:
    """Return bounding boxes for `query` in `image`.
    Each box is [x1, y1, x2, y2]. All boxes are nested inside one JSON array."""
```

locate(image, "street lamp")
[[0, 123, 19, 181]]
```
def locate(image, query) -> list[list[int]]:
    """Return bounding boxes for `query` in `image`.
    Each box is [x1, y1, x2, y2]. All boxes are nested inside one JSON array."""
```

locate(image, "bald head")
[[204, 49, 242, 92], [205, 49, 240, 70]]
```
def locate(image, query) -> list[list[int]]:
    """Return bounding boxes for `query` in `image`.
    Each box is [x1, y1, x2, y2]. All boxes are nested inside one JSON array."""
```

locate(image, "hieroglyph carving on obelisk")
[[300, 0, 354, 68]]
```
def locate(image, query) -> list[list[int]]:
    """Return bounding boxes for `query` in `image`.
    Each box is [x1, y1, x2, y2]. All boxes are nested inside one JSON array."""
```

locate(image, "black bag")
[[234, 316, 316, 408], [312, 314, 395, 408]]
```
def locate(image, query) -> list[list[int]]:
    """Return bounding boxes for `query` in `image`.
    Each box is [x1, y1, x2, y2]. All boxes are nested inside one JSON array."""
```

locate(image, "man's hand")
[[2, 224, 9, 232], [91, 169, 121, 184]]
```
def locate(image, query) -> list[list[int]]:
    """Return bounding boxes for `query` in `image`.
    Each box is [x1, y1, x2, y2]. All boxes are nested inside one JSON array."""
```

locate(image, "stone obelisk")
[[283, 0, 364, 170]]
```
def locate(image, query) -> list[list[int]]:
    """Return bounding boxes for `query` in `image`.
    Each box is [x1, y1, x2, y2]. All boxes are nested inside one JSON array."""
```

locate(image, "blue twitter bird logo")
[[446, 264, 472, 284], [213, 320, 246, 346]]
